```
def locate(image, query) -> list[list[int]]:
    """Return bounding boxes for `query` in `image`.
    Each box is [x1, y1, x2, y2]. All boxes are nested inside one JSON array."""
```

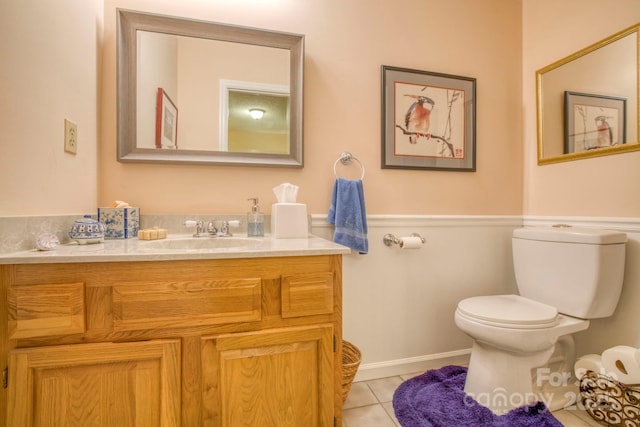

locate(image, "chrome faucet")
[[206, 221, 218, 235], [184, 220, 238, 237], [184, 220, 215, 237]]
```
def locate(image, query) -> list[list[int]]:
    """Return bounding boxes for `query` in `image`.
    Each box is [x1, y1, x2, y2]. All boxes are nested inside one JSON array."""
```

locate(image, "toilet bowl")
[[455, 295, 589, 353], [455, 226, 626, 415], [454, 295, 589, 414]]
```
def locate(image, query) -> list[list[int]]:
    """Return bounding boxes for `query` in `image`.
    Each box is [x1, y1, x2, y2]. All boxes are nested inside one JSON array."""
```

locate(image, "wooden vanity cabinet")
[[0, 255, 343, 426]]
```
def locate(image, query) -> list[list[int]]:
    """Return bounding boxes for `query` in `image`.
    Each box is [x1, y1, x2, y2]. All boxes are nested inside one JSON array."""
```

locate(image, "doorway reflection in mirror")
[[220, 80, 290, 154]]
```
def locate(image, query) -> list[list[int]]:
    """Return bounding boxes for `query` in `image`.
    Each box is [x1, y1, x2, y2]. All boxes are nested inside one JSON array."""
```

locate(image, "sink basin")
[[140, 237, 263, 251]]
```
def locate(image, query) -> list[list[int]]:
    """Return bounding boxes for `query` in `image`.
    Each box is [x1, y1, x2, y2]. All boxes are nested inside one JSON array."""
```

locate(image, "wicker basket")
[[341, 340, 362, 404]]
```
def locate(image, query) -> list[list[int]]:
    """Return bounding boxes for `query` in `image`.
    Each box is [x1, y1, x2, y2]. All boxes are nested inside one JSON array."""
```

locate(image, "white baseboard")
[[353, 349, 471, 382]]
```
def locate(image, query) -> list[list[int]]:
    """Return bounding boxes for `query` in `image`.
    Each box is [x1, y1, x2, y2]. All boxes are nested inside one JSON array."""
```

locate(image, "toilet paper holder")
[[383, 233, 425, 247]]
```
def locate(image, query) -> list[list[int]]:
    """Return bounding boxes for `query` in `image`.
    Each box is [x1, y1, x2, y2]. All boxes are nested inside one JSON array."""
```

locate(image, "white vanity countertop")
[[0, 234, 351, 264]]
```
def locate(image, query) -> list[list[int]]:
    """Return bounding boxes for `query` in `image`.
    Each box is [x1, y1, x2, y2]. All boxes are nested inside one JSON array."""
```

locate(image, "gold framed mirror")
[[117, 9, 304, 167], [536, 23, 639, 165]]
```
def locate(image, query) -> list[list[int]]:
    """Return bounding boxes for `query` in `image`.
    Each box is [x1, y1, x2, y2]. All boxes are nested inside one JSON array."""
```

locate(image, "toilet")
[[454, 226, 626, 414]]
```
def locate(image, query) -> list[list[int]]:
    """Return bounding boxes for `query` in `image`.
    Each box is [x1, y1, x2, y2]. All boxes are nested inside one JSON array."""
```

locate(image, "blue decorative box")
[[98, 207, 140, 239]]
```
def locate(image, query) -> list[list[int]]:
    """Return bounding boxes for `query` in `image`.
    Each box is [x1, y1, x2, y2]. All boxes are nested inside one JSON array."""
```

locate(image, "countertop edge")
[[0, 235, 351, 264]]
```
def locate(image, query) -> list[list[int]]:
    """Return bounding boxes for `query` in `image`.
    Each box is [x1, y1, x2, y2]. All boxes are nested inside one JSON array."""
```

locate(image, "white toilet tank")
[[512, 226, 626, 319]]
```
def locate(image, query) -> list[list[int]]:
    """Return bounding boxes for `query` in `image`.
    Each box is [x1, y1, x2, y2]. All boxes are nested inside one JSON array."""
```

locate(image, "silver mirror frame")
[[117, 9, 304, 167]]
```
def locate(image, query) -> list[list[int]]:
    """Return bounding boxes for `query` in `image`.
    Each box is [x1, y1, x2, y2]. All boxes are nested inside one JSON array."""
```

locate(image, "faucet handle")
[[184, 220, 206, 237], [218, 220, 240, 237]]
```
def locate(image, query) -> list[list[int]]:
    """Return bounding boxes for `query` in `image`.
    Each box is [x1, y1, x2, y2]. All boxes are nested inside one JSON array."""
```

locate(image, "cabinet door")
[[202, 325, 334, 427], [7, 340, 180, 427]]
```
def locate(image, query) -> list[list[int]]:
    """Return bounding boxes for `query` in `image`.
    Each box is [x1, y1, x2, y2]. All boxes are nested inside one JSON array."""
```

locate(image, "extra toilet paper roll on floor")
[[574, 354, 605, 379], [601, 345, 640, 384], [399, 236, 423, 249]]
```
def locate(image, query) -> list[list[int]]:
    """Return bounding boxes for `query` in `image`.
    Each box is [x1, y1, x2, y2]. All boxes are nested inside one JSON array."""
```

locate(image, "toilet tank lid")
[[513, 226, 626, 244]]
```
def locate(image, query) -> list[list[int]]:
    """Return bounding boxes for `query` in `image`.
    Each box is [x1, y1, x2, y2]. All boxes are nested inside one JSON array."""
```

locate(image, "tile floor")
[[342, 371, 604, 427]]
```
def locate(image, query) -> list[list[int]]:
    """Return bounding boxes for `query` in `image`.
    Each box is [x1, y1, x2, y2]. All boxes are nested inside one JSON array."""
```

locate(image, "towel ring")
[[333, 152, 365, 180]]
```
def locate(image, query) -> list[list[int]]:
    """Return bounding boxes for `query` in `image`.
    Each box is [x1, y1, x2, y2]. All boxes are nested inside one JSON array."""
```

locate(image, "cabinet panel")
[[7, 282, 85, 339], [202, 325, 334, 427], [2, 255, 342, 425], [7, 340, 180, 427], [281, 273, 334, 318], [112, 278, 261, 331]]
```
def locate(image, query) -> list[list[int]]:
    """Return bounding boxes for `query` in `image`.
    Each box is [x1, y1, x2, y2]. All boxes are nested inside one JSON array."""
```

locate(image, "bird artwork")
[[595, 115, 613, 148], [404, 95, 435, 144]]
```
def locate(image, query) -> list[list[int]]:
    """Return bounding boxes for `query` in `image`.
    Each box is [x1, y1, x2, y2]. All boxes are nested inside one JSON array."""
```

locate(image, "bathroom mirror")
[[536, 24, 639, 165], [117, 9, 304, 167]]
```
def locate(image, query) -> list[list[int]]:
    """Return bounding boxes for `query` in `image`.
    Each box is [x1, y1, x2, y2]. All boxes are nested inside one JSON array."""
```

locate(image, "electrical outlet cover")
[[64, 119, 77, 154]]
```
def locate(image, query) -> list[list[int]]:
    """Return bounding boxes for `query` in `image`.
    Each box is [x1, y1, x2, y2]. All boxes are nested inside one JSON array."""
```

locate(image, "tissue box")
[[271, 203, 308, 238], [98, 207, 140, 239]]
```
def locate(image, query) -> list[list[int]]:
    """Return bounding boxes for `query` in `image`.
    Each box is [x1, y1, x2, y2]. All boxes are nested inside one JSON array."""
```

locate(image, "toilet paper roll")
[[399, 236, 422, 249], [574, 354, 605, 379], [601, 345, 640, 384]]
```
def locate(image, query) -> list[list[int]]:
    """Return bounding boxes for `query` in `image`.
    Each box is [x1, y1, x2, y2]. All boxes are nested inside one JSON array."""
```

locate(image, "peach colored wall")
[[0, 0, 102, 216], [5, 1, 638, 219], [136, 32, 177, 149], [100, 0, 523, 215], [522, 0, 640, 217]]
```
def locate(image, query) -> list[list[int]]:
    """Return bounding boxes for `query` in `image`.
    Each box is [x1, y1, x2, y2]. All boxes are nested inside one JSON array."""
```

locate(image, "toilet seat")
[[457, 295, 559, 329]]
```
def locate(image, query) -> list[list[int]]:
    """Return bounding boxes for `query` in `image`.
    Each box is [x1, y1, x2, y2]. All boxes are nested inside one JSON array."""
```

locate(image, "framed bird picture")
[[381, 66, 476, 171], [564, 91, 627, 154]]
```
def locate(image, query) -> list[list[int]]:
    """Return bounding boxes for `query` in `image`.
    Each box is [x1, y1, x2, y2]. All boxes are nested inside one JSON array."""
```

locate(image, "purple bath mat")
[[392, 365, 563, 427]]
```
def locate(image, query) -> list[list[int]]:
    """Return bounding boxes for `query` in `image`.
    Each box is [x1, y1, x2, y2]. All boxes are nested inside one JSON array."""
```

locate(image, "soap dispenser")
[[247, 197, 265, 237]]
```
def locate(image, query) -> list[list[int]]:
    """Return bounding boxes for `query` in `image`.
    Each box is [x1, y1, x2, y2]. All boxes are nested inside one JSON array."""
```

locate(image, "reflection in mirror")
[[536, 24, 639, 165], [220, 80, 290, 154], [117, 9, 304, 167]]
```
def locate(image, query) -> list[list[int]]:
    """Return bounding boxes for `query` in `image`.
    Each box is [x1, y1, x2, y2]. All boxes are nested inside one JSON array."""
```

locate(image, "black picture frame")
[[381, 65, 476, 171], [564, 91, 627, 154]]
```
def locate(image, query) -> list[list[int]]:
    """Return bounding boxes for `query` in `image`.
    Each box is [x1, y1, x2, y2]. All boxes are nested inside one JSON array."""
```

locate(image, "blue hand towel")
[[328, 178, 368, 254]]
